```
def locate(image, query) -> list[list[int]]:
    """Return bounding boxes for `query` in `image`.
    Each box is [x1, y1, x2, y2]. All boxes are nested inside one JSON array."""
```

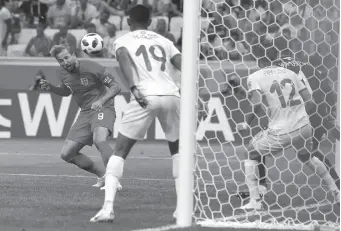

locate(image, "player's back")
[[249, 67, 310, 134], [114, 30, 180, 97]]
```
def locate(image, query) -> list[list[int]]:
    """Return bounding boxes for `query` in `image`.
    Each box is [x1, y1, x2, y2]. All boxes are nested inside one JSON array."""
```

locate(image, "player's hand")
[[91, 100, 103, 112], [39, 79, 51, 91], [236, 122, 249, 132], [132, 88, 148, 109]]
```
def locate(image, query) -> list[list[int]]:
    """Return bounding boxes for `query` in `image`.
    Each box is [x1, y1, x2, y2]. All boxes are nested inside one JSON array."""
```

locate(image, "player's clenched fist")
[[236, 122, 249, 132], [91, 100, 103, 112], [39, 79, 51, 91]]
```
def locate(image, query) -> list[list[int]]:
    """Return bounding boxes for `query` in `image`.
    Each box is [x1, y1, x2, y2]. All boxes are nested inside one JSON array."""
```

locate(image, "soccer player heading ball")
[[234, 53, 340, 210], [90, 3, 182, 223], [39, 44, 122, 189]]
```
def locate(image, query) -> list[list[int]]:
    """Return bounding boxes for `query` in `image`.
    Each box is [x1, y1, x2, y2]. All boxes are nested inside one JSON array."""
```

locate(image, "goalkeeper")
[[232, 54, 339, 210]]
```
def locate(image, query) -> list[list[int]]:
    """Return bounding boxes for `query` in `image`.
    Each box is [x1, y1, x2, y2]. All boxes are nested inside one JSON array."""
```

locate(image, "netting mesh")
[[194, 0, 339, 229]]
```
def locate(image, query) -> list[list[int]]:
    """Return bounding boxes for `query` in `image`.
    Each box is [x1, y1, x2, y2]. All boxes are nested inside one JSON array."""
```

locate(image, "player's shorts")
[[248, 124, 313, 156], [66, 107, 116, 146], [119, 95, 180, 142]]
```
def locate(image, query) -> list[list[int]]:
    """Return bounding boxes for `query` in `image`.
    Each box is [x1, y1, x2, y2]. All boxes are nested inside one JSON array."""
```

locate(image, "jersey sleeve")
[[167, 39, 180, 58], [247, 72, 261, 93], [2, 8, 11, 20], [112, 37, 126, 58], [91, 61, 119, 88]]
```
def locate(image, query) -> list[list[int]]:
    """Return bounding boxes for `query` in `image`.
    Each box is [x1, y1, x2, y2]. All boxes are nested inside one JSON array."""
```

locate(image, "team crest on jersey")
[[80, 78, 89, 86]]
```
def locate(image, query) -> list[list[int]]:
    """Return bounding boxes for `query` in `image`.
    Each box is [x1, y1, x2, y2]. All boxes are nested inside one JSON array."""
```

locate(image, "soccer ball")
[[81, 33, 103, 55]]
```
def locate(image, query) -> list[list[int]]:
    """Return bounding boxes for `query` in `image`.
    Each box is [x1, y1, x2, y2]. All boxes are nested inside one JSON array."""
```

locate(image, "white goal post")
[[178, 0, 340, 230], [177, 0, 201, 227]]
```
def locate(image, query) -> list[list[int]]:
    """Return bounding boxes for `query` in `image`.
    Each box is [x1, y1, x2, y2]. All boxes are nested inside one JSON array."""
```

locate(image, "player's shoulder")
[[0, 7, 10, 16], [56, 67, 69, 80], [248, 69, 264, 81], [79, 59, 103, 71], [113, 33, 131, 47], [115, 30, 167, 46]]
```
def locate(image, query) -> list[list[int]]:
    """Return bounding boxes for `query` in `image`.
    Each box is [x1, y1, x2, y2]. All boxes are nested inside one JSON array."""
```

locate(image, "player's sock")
[[94, 141, 114, 167], [306, 156, 338, 192], [103, 155, 124, 211], [313, 151, 340, 189], [172, 153, 180, 213], [244, 160, 261, 200], [71, 153, 105, 177]]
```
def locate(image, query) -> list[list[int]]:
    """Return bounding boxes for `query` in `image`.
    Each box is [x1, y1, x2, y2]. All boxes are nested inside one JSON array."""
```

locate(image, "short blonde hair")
[[50, 44, 72, 58]]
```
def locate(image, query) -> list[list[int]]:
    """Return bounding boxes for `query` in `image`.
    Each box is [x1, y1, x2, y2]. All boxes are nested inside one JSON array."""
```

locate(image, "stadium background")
[[0, 0, 339, 230]]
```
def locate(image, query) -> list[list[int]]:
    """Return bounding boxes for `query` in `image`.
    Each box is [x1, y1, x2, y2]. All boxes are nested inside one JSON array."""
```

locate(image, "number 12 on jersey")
[[270, 78, 301, 108], [135, 45, 166, 72]]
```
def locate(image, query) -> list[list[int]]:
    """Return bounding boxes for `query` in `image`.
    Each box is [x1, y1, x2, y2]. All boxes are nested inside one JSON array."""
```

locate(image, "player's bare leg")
[[312, 127, 340, 190], [168, 140, 180, 219], [297, 149, 340, 204], [90, 133, 136, 223], [92, 127, 122, 190], [61, 139, 105, 178]]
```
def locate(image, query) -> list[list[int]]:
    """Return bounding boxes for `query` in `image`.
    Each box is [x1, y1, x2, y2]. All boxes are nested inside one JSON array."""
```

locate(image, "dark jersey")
[[57, 59, 118, 111]]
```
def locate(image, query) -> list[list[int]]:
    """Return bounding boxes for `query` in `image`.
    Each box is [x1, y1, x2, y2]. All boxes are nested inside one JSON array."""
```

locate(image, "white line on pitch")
[[132, 224, 178, 231], [0, 172, 173, 181], [0, 172, 328, 189], [220, 201, 332, 222], [133, 202, 335, 231], [0, 152, 172, 160]]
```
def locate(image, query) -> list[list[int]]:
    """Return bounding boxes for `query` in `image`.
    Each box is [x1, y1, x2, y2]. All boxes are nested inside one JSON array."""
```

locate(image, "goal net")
[[192, 0, 340, 230]]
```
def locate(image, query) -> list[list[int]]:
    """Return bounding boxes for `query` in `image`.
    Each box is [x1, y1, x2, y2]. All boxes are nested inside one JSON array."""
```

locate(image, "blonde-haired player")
[[235, 55, 340, 210], [90, 4, 182, 222]]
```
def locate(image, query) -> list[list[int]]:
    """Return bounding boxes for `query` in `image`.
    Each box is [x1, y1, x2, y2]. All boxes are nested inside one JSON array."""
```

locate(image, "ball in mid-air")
[[81, 33, 103, 55]]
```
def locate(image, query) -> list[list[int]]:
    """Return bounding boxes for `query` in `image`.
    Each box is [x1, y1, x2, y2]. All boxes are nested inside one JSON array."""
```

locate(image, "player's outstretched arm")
[[115, 47, 148, 108], [115, 47, 137, 88], [39, 79, 71, 96]]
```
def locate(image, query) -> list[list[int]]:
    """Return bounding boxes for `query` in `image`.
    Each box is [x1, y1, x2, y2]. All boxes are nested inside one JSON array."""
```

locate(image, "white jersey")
[[113, 30, 180, 97], [247, 66, 310, 134]]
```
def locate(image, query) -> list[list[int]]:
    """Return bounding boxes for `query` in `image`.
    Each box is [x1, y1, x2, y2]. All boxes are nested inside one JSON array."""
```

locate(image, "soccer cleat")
[[240, 199, 263, 211], [100, 181, 123, 191], [90, 209, 115, 223], [92, 177, 105, 188]]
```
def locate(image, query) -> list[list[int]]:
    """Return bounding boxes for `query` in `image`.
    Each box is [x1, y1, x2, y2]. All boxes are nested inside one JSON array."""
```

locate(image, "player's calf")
[[61, 140, 105, 178], [298, 151, 339, 202], [168, 140, 180, 218], [93, 127, 113, 166]]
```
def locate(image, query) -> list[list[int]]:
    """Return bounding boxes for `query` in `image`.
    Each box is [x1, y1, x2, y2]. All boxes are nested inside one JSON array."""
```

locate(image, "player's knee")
[[93, 128, 110, 145], [248, 150, 261, 161], [60, 151, 74, 162], [297, 151, 311, 163], [172, 154, 180, 179], [93, 137, 107, 148], [106, 155, 125, 179]]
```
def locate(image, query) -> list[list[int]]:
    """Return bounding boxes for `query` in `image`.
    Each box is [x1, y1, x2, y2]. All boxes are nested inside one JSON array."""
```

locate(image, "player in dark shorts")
[[39, 44, 122, 188]]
